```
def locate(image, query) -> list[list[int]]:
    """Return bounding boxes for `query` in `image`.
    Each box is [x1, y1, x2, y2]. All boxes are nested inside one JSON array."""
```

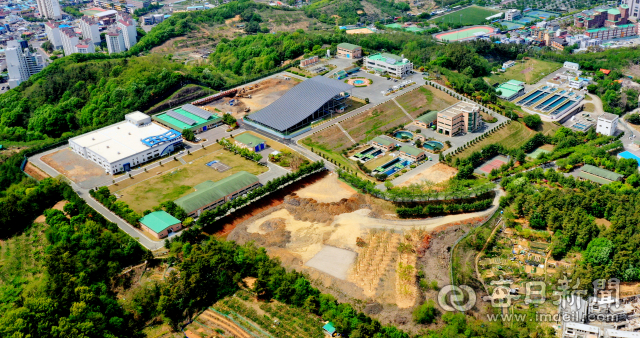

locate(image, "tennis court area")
[[206, 160, 231, 172], [527, 148, 550, 159], [474, 155, 509, 175], [501, 21, 524, 30], [434, 25, 496, 41], [524, 10, 557, 20]]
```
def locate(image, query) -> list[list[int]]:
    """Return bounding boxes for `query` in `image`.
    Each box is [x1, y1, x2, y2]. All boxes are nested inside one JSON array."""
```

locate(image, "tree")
[[182, 129, 195, 142], [523, 114, 542, 129], [413, 300, 438, 324], [529, 211, 546, 229], [585, 238, 613, 265], [456, 164, 473, 180], [627, 113, 640, 125]]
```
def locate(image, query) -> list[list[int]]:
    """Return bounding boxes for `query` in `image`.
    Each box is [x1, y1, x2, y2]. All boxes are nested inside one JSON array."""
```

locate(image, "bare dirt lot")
[[295, 172, 356, 202], [397, 163, 457, 187], [228, 173, 500, 334], [41, 148, 109, 188], [24, 161, 50, 180], [205, 77, 299, 119], [34, 200, 67, 223]]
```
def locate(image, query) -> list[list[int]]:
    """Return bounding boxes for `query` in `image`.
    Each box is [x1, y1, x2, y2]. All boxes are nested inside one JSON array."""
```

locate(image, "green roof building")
[[496, 80, 525, 100], [234, 133, 266, 152], [414, 111, 438, 127], [153, 104, 223, 133], [139, 211, 182, 239], [323, 322, 336, 335], [337, 43, 362, 59], [175, 171, 261, 217], [364, 53, 413, 78], [399, 145, 426, 161], [371, 136, 396, 150], [578, 164, 623, 185]]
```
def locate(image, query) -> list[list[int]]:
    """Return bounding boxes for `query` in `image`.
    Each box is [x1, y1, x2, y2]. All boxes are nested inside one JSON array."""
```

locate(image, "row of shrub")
[[90, 187, 143, 226], [397, 198, 494, 218], [220, 138, 263, 162]]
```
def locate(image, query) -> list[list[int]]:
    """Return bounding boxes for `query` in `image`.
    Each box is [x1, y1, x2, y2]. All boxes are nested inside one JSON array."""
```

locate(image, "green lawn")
[[485, 59, 562, 85], [430, 6, 501, 26]]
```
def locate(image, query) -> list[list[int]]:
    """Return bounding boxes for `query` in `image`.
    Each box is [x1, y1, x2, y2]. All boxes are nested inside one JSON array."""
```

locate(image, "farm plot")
[[114, 149, 267, 213], [395, 229, 424, 308], [201, 292, 325, 338], [430, 6, 501, 25]]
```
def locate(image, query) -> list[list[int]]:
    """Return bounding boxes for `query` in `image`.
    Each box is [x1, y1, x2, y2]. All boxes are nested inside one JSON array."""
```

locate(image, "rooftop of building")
[[154, 104, 221, 131], [598, 112, 618, 121], [371, 135, 395, 146], [416, 111, 438, 123], [587, 23, 634, 32], [174, 171, 260, 212], [70, 114, 177, 162], [139, 210, 181, 233], [579, 164, 623, 183], [367, 53, 410, 65], [234, 133, 265, 147], [438, 101, 479, 118], [95, 9, 118, 17], [337, 42, 360, 50], [399, 144, 424, 156]]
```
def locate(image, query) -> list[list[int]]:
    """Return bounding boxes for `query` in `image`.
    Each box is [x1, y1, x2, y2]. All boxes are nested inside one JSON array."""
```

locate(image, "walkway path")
[[336, 122, 356, 144], [393, 97, 415, 122]]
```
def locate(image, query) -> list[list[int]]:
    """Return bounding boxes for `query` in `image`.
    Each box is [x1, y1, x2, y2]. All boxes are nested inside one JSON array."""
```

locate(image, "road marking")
[[393, 97, 415, 122], [335, 122, 356, 144]]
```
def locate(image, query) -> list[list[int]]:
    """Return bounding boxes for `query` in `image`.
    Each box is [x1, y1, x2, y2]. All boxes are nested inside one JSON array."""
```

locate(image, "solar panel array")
[[167, 110, 196, 125], [181, 104, 213, 120]]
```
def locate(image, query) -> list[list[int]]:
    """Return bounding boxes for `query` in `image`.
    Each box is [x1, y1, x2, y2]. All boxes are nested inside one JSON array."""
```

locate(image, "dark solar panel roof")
[[167, 110, 196, 125], [248, 76, 353, 132], [181, 104, 213, 120]]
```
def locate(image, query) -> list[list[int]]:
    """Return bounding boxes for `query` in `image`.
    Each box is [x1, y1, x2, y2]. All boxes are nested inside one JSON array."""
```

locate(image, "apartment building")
[[75, 39, 96, 54], [436, 102, 481, 137], [44, 20, 62, 49], [79, 16, 101, 45], [60, 27, 79, 55], [116, 14, 137, 50], [105, 30, 126, 54], [6, 40, 47, 87], [623, 0, 640, 20], [35, 0, 61, 20], [505, 9, 521, 21]]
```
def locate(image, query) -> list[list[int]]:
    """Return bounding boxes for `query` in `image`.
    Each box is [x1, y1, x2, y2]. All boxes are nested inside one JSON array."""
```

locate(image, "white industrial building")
[[364, 52, 413, 78], [106, 30, 126, 54], [36, 0, 61, 20], [596, 112, 619, 136], [79, 16, 101, 45], [6, 40, 47, 88], [44, 21, 62, 49], [69, 112, 183, 174]]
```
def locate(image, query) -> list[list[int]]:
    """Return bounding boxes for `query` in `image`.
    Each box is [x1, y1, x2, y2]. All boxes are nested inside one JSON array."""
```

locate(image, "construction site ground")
[[228, 174, 504, 334], [396, 163, 458, 187], [204, 77, 300, 120]]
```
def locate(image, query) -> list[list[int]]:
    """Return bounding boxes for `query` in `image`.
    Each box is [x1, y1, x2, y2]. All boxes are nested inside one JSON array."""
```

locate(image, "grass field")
[[0, 221, 47, 312], [430, 6, 501, 26], [115, 149, 267, 213], [454, 120, 559, 159], [485, 58, 562, 85]]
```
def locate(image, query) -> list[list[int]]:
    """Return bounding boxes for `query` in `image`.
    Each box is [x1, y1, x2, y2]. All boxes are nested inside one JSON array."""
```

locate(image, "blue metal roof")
[[141, 129, 181, 147]]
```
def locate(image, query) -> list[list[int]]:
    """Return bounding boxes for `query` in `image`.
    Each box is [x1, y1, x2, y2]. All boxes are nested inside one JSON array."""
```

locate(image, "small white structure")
[[69, 112, 183, 174], [564, 61, 580, 71], [596, 112, 619, 136], [562, 322, 600, 338], [502, 60, 516, 69]]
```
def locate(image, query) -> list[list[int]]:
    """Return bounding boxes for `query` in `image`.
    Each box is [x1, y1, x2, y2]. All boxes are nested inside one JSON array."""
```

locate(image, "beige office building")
[[436, 102, 481, 137]]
